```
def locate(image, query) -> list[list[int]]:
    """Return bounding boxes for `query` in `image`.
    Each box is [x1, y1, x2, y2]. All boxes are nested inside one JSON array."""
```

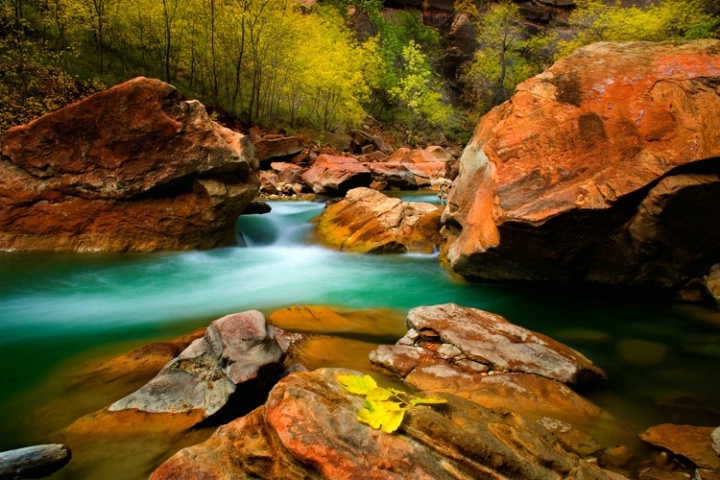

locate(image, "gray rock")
[[0, 444, 70, 479], [110, 310, 284, 418]]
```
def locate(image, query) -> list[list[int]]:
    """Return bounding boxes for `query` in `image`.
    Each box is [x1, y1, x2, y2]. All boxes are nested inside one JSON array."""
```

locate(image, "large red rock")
[[301, 154, 372, 194], [314, 187, 443, 254], [149, 368, 626, 480], [639, 424, 720, 470], [442, 40, 720, 287], [0, 77, 259, 252]]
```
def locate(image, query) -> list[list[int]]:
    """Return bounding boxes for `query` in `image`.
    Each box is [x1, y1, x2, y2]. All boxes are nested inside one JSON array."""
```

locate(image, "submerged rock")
[[639, 424, 720, 470], [0, 444, 71, 479], [149, 368, 625, 480], [314, 187, 442, 254], [442, 40, 720, 288], [109, 311, 284, 420], [0, 77, 259, 252]]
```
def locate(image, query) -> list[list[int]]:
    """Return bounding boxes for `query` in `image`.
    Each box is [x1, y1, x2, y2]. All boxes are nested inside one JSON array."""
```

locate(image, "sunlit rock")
[[109, 311, 284, 420], [0, 77, 259, 252], [639, 424, 720, 470], [442, 40, 720, 288], [268, 305, 407, 339], [149, 368, 626, 480], [314, 187, 442, 254], [362, 162, 418, 190]]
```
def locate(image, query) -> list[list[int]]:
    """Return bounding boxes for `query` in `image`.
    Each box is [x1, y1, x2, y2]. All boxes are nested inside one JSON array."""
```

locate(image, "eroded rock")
[[314, 187, 442, 253], [442, 40, 720, 288], [149, 368, 626, 480], [371, 303, 606, 388], [0, 444, 71, 479], [0, 77, 259, 252], [109, 311, 284, 420]]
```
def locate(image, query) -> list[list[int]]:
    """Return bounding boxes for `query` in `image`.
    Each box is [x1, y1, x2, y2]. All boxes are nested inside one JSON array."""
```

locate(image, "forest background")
[[0, 0, 717, 145]]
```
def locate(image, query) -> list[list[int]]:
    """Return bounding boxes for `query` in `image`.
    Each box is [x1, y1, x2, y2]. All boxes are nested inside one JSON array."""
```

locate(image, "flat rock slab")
[[301, 155, 371, 194], [109, 310, 284, 419], [371, 303, 606, 388], [150, 368, 626, 480], [0, 444, 71, 479], [639, 424, 720, 470]]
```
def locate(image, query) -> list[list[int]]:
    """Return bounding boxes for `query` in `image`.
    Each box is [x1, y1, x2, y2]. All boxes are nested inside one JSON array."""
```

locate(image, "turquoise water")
[[1, 200, 719, 454]]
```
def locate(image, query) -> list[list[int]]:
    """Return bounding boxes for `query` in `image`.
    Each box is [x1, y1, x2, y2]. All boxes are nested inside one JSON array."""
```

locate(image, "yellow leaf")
[[338, 374, 377, 395], [366, 387, 393, 402], [410, 396, 447, 406], [380, 408, 405, 433]]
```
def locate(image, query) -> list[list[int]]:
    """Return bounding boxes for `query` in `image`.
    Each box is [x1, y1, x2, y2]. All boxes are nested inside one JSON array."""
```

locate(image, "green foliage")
[[558, 0, 718, 57], [338, 373, 446, 434], [462, 1, 554, 114]]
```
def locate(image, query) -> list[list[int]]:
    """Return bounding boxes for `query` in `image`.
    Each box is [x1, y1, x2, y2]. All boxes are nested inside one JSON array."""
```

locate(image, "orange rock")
[[0, 77, 259, 252], [443, 41, 720, 287], [300, 154, 372, 194], [314, 187, 443, 253], [639, 424, 720, 470], [268, 305, 406, 339]]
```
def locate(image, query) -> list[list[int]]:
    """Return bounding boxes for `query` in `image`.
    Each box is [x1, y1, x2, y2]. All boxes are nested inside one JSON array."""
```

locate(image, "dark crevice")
[[131, 164, 251, 200]]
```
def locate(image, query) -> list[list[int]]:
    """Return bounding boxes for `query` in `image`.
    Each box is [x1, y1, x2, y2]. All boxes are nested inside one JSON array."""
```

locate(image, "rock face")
[[442, 40, 720, 287], [301, 154, 371, 195], [370, 303, 606, 388], [150, 368, 625, 480], [314, 187, 443, 253], [0, 77, 259, 252], [109, 311, 284, 420]]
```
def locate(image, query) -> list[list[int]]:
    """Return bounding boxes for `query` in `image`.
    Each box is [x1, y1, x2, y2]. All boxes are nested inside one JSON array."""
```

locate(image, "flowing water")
[[1, 198, 719, 477]]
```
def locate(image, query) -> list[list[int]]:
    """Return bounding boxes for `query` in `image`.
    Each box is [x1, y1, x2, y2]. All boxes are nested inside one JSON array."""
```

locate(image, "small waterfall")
[[236, 201, 325, 246]]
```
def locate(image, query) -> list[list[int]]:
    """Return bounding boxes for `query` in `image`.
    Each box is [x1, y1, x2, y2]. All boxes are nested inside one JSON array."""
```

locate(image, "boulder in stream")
[[149, 368, 626, 480], [442, 40, 720, 288], [301, 154, 372, 194], [639, 424, 720, 470], [0, 76, 259, 252], [314, 187, 443, 254], [109, 310, 284, 421]]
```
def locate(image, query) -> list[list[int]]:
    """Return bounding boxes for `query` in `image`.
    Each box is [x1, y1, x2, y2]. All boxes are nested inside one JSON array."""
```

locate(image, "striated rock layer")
[[0, 77, 259, 252], [442, 40, 720, 287]]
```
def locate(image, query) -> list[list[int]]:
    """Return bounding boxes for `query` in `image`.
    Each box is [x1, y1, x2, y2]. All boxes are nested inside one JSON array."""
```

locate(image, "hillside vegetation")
[[1, 0, 717, 140]]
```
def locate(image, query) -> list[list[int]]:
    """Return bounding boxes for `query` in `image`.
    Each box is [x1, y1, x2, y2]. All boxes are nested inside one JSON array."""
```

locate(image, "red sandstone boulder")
[[301, 154, 372, 194], [149, 368, 626, 480], [314, 187, 443, 253], [253, 136, 304, 165], [363, 162, 418, 190], [0, 77, 259, 252], [442, 40, 720, 287]]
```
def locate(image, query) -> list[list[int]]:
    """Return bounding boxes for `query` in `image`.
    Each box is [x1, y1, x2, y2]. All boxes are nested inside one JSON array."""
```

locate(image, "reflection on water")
[[0, 198, 719, 475]]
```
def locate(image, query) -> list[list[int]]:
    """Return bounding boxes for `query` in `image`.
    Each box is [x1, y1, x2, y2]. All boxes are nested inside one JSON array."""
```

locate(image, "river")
[[1, 197, 719, 477]]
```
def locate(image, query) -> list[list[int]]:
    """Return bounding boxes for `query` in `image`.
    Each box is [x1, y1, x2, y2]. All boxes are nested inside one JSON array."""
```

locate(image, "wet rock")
[[109, 311, 284, 421], [150, 368, 626, 480], [696, 469, 720, 480], [0, 444, 71, 479], [0, 77, 259, 252], [712, 427, 720, 456], [242, 201, 272, 215], [371, 303, 606, 388], [314, 187, 443, 254], [442, 40, 720, 288], [363, 162, 418, 190], [639, 424, 720, 470], [301, 155, 372, 195], [638, 468, 692, 480]]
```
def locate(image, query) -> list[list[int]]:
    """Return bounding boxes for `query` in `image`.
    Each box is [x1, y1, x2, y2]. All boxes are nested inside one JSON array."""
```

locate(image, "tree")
[[462, 1, 551, 113], [389, 40, 451, 144], [558, 0, 718, 57]]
